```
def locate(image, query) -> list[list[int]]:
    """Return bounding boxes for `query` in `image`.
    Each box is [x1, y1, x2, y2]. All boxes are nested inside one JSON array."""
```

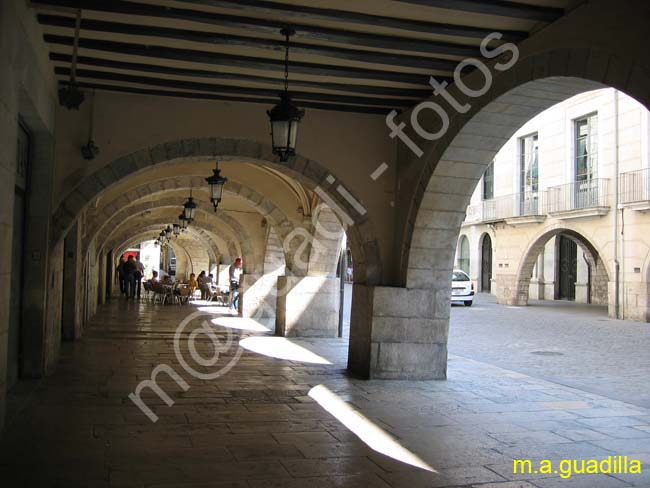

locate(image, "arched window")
[[458, 235, 470, 274]]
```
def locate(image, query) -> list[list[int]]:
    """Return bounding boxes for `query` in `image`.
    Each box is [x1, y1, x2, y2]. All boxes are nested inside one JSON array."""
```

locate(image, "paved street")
[[2, 299, 650, 487], [450, 294, 650, 409]]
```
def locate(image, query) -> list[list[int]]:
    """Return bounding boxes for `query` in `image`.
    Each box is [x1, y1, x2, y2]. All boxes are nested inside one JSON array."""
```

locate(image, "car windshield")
[[452, 271, 469, 282]]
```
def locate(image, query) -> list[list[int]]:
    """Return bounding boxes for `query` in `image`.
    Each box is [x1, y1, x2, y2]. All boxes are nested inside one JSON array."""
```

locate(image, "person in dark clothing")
[[134, 257, 145, 299], [123, 255, 138, 299], [116, 256, 127, 296]]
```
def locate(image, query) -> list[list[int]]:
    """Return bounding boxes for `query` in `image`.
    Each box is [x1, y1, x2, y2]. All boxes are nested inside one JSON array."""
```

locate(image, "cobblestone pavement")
[[1, 299, 649, 487], [450, 294, 650, 409]]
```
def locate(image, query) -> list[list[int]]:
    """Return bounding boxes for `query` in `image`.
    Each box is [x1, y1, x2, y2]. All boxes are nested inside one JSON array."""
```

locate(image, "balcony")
[[545, 178, 610, 219], [464, 192, 546, 226], [620, 168, 650, 211]]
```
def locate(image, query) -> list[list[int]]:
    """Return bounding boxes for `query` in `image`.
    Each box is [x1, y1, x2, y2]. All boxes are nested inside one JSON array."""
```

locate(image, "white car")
[[451, 269, 474, 306]]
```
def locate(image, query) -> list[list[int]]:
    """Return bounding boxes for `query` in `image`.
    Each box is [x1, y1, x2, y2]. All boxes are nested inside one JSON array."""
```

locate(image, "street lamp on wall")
[[267, 27, 304, 162]]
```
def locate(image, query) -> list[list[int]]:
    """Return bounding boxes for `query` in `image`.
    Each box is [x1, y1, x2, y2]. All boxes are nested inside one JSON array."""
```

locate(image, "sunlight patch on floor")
[[211, 317, 271, 332], [308, 384, 436, 472], [239, 337, 332, 364]]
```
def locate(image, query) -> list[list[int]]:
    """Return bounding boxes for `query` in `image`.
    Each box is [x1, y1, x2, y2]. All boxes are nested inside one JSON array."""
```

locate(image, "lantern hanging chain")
[[71, 9, 82, 83], [88, 89, 95, 140], [284, 30, 290, 94]]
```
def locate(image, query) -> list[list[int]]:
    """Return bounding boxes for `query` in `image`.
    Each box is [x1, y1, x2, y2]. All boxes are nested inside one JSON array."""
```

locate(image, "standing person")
[[197, 271, 209, 300], [188, 273, 198, 298], [123, 255, 138, 300], [229, 258, 243, 312], [134, 257, 145, 300], [116, 255, 127, 296]]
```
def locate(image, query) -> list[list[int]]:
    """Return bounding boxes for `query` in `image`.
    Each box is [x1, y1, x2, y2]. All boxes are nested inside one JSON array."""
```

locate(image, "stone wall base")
[[275, 276, 339, 337], [348, 285, 448, 380]]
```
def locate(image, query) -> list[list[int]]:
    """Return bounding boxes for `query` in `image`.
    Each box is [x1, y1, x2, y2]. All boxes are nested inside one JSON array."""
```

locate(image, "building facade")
[[457, 88, 650, 321]]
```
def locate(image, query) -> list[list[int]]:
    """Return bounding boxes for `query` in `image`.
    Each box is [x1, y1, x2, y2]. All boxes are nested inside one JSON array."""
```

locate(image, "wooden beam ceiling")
[[31, 0, 567, 113]]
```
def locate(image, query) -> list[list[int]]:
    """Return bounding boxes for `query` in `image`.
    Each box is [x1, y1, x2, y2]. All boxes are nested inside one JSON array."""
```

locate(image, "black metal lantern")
[[154, 239, 160, 247], [205, 161, 228, 212], [165, 226, 173, 239], [173, 223, 180, 236], [267, 27, 304, 162], [159, 230, 167, 244], [178, 213, 188, 231], [183, 190, 197, 222]]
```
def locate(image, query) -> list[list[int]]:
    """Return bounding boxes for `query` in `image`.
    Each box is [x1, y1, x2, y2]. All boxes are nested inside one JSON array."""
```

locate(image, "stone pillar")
[[21, 131, 56, 378], [347, 284, 448, 380], [275, 276, 339, 337], [62, 221, 83, 341], [496, 274, 528, 305], [240, 273, 277, 328], [575, 253, 589, 303], [529, 251, 546, 300]]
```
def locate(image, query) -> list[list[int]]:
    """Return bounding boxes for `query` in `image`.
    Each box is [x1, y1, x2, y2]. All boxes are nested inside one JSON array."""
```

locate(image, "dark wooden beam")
[[58, 80, 392, 114], [177, 0, 531, 39], [395, 0, 563, 22], [50, 53, 434, 98], [45, 35, 433, 86], [38, 14, 461, 71], [55, 67, 416, 107], [30, 0, 527, 56]]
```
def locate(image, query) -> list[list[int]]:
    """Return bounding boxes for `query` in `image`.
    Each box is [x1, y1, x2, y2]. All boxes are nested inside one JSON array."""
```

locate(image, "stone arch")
[[456, 234, 470, 275], [477, 231, 495, 293], [403, 31, 650, 289], [263, 226, 286, 275], [83, 176, 296, 260], [114, 227, 220, 269], [104, 212, 255, 271], [505, 225, 611, 308], [52, 137, 382, 284]]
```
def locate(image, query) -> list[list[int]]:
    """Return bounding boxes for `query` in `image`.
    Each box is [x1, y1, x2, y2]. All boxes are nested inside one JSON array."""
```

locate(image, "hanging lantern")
[[205, 161, 228, 212], [267, 27, 304, 162], [173, 223, 180, 236], [159, 230, 167, 245], [165, 226, 173, 239], [183, 190, 197, 222], [179, 213, 188, 231]]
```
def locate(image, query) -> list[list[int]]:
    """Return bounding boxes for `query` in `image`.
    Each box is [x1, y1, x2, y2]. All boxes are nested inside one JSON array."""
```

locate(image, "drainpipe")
[[614, 90, 620, 319], [621, 207, 626, 320]]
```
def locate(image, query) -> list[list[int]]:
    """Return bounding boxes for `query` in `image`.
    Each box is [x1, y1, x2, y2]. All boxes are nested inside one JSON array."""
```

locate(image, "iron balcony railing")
[[619, 167, 650, 204], [545, 178, 609, 213], [465, 192, 543, 223]]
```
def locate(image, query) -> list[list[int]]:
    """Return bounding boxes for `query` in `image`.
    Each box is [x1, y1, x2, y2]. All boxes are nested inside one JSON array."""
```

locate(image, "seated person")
[[188, 273, 198, 295]]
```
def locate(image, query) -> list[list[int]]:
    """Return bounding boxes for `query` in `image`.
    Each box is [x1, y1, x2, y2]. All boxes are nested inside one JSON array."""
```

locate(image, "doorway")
[[7, 122, 30, 389], [557, 235, 577, 301], [481, 234, 492, 293]]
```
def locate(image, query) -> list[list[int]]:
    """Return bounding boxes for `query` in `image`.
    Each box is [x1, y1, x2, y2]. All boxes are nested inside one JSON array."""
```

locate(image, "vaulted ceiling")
[[32, 0, 574, 114]]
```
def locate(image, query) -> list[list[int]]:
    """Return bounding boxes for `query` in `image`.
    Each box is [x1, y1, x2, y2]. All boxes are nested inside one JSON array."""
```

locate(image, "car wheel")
[[464, 300, 472, 307]]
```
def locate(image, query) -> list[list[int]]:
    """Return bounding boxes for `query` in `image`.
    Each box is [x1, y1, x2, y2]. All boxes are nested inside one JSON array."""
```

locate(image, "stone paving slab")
[[0, 301, 649, 487]]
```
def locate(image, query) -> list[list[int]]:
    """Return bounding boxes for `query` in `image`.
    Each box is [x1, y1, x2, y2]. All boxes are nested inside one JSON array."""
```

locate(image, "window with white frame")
[[575, 114, 598, 182]]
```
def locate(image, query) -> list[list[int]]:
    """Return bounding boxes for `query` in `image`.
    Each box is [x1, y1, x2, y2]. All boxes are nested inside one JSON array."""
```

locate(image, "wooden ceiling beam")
[[30, 0, 527, 54], [395, 0, 563, 22], [55, 67, 417, 107], [58, 80, 392, 114], [38, 14, 461, 71], [45, 35, 435, 85], [50, 52, 434, 98]]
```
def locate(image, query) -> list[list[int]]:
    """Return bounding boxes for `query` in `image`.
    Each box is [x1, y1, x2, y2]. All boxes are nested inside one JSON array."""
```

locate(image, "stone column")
[[529, 250, 546, 300], [240, 273, 277, 328], [21, 132, 56, 378], [275, 275, 339, 337], [575, 253, 589, 303], [347, 284, 448, 379], [496, 274, 529, 305], [62, 222, 83, 340]]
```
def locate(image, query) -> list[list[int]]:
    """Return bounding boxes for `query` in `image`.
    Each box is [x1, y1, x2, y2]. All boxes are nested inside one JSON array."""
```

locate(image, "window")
[[482, 162, 494, 200], [575, 114, 598, 182], [519, 133, 539, 214], [458, 236, 470, 274]]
